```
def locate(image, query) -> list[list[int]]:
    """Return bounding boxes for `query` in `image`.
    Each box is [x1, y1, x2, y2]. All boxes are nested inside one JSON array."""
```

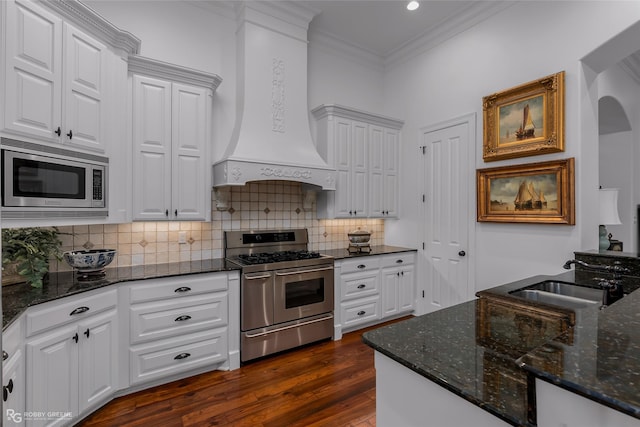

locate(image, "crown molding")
[[311, 104, 404, 130], [309, 30, 385, 72], [128, 55, 223, 91], [46, 0, 141, 55]]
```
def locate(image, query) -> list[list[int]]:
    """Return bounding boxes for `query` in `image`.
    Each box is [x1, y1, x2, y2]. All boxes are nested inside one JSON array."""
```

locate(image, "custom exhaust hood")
[[212, 1, 336, 190]]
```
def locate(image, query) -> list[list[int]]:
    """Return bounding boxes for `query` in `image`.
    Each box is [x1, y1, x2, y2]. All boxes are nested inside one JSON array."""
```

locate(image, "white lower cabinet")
[[5, 270, 237, 426], [125, 273, 230, 387], [381, 254, 415, 318], [336, 252, 416, 337], [25, 291, 118, 427]]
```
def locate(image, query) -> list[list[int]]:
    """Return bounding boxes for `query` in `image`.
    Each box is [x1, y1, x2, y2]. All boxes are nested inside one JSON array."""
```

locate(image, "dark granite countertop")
[[321, 245, 416, 260], [2, 259, 240, 329], [363, 270, 640, 426]]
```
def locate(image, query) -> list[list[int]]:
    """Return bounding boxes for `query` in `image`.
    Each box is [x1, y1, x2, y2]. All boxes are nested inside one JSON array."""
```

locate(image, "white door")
[[62, 23, 106, 153], [3, 0, 62, 141], [419, 114, 474, 313], [132, 75, 172, 221], [172, 82, 208, 221], [78, 310, 118, 414]]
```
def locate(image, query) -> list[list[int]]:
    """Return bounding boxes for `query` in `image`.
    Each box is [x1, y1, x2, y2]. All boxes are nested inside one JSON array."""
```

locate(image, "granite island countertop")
[[2, 259, 240, 328], [363, 270, 640, 426]]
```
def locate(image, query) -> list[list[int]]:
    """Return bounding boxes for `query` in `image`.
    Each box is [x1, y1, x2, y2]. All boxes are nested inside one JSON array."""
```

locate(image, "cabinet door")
[[333, 117, 353, 218], [351, 121, 368, 217], [381, 268, 400, 318], [398, 264, 415, 312], [3, 350, 25, 427], [3, 0, 62, 141], [62, 23, 106, 153], [78, 309, 118, 414], [26, 325, 79, 427], [368, 124, 384, 217], [132, 75, 173, 221], [383, 128, 400, 217], [171, 83, 209, 221]]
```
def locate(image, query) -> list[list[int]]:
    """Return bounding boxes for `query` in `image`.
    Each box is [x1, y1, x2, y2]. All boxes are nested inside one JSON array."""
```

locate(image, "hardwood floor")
[[79, 318, 409, 427]]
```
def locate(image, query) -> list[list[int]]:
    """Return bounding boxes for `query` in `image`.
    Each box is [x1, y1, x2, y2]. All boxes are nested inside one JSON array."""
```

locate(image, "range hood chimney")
[[212, 1, 336, 190]]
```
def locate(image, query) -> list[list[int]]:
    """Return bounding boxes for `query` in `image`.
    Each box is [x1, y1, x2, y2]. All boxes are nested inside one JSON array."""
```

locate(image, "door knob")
[[458, 251, 466, 257]]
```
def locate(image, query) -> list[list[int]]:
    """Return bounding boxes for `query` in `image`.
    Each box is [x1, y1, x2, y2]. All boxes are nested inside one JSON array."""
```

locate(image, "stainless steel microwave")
[[1, 138, 108, 218]]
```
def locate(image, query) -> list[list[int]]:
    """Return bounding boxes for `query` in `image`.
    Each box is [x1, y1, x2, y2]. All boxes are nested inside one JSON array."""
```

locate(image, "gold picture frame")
[[483, 71, 565, 162], [477, 158, 575, 224]]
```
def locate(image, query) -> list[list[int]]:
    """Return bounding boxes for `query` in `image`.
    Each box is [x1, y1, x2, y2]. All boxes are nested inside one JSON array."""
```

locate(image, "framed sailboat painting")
[[482, 71, 565, 162], [476, 158, 575, 224]]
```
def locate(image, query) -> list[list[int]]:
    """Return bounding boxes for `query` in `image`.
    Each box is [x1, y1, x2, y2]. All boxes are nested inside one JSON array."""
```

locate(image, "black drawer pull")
[[6, 379, 13, 394], [70, 306, 90, 316], [357, 284, 366, 289], [84, 328, 90, 338], [2, 386, 7, 402], [174, 287, 191, 293], [2, 351, 8, 361], [175, 315, 192, 322], [72, 333, 79, 343], [357, 310, 366, 316], [174, 352, 191, 360], [357, 264, 366, 269], [396, 259, 403, 264]]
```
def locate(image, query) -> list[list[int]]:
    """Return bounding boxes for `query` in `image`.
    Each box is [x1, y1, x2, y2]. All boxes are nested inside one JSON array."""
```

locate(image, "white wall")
[[382, 1, 640, 291], [597, 64, 640, 253]]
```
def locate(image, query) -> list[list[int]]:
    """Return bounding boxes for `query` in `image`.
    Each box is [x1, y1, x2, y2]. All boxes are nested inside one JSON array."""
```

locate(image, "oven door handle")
[[274, 266, 334, 276], [244, 313, 334, 338], [244, 273, 273, 280]]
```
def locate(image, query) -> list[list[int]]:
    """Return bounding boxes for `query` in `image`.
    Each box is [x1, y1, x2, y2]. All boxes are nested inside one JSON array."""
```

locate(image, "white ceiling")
[[305, 1, 477, 58]]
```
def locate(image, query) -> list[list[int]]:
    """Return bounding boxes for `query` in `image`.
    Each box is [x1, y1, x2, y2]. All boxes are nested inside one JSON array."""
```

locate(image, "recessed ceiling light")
[[407, 1, 419, 11]]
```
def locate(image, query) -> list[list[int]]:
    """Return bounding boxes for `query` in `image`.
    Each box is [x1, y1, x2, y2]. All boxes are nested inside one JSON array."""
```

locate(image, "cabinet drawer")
[[130, 293, 228, 344], [340, 257, 381, 274], [342, 274, 379, 301], [381, 253, 416, 268], [25, 289, 117, 337], [130, 328, 228, 385], [341, 296, 380, 328], [128, 273, 228, 303]]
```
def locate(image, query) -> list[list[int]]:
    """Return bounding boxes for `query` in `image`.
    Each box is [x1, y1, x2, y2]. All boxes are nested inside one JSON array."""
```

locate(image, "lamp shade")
[[599, 188, 621, 225]]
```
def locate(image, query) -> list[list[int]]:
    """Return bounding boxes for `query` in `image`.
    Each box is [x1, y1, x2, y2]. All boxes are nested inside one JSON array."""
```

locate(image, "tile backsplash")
[[49, 181, 384, 271]]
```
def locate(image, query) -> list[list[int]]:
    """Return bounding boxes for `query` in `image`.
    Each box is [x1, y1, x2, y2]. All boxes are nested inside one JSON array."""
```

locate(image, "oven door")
[[273, 265, 334, 324]]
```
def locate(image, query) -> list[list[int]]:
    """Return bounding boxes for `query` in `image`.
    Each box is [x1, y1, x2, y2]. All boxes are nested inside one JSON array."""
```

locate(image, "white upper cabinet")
[[129, 56, 222, 221], [312, 104, 404, 219], [2, 0, 140, 154]]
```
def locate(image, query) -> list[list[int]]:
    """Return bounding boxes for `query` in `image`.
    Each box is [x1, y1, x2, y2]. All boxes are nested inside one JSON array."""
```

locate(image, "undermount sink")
[[509, 281, 602, 310]]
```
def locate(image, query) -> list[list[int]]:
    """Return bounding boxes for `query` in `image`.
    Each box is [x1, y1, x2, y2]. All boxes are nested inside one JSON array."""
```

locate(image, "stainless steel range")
[[225, 229, 334, 362]]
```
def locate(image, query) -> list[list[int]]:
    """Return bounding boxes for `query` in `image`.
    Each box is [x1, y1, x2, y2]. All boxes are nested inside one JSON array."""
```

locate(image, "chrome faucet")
[[563, 259, 630, 306]]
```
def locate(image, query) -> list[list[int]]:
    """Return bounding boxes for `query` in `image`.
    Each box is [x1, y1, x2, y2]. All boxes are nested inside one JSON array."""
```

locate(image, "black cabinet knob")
[[54, 126, 61, 136], [72, 333, 79, 343], [357, 284, 366, 289], [84, 328, 90, 338], [458, 250, 466, 257], [66, 130, 73, 139]]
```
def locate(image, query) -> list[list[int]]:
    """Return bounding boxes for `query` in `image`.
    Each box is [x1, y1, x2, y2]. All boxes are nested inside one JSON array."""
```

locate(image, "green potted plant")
[[2, 227, 64, 288]]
